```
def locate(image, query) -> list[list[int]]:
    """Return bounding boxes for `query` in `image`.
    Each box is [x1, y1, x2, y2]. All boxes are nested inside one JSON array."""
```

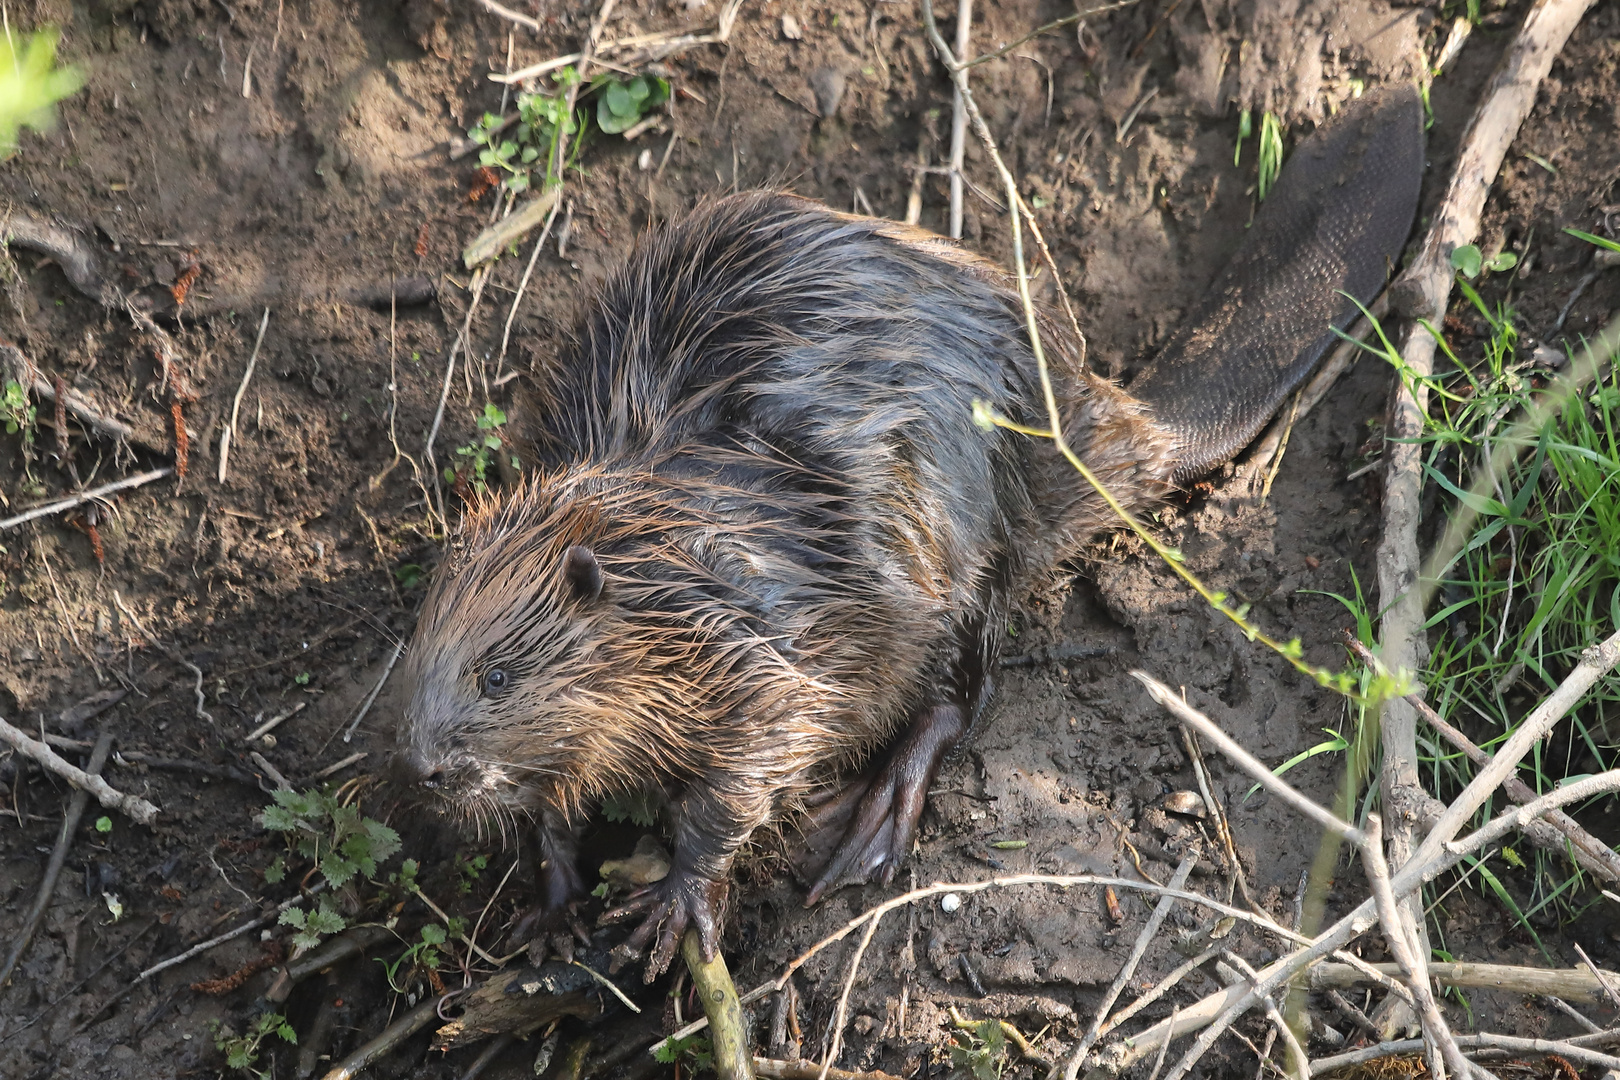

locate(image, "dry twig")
[[0, 716, 158, 825], [1375, 0, 1596, 992], [320, 996, 445, 1080], [217, 307, 271, 484], [0, 468, 174, 532], [113, 589, 213, 725]]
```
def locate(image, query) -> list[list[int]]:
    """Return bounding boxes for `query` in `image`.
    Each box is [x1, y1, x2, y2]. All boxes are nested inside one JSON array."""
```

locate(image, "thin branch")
[[471, 0, 540, 32], [1349, 637, 1620, 883], [1361, 814, 1470, 1080], [819, 911, 882, 1080], [319, 996, 445, 1080], [1310, 1032, 1620, 1074], [1062, 851, 1199, 1078], [1132, 672, 1365, 845], [1374, 0, 1596, 995]]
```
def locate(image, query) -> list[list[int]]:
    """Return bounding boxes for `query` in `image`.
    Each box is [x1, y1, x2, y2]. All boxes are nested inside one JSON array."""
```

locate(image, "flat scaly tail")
[[1128, 84, 1425, 484]]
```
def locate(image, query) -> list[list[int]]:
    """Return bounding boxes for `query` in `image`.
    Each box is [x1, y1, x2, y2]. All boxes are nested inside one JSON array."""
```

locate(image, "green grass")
[[1404, 242, 1620, 926]]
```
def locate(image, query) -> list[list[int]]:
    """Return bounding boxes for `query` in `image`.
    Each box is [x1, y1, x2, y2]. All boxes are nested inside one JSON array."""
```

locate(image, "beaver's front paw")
[[600, 869, 728, 982]]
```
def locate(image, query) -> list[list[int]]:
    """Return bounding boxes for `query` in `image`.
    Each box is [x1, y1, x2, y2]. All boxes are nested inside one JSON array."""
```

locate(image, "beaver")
[[394, 85, 1423, 980]]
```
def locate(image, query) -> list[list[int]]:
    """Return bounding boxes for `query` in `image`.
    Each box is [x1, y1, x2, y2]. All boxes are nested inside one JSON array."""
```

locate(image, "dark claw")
[[602, 870, 727, 982]]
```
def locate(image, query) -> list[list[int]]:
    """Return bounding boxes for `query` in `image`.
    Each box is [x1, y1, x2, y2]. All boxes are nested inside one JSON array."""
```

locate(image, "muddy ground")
[[2, 0, 1619, 1078]]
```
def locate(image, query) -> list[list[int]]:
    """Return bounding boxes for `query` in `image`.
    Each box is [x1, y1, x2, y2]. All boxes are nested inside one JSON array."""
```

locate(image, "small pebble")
[[940, 892, 962, 913], [782, 14, 803, 40]]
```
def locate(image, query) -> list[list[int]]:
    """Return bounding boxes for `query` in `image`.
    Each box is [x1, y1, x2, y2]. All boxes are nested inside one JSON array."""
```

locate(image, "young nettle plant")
[[258, 787, 401, 949], [211, 1012, 296, 1079]]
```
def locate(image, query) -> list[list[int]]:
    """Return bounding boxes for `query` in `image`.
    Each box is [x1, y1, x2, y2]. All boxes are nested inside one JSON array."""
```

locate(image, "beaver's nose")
[[393, 747, 447, 789]]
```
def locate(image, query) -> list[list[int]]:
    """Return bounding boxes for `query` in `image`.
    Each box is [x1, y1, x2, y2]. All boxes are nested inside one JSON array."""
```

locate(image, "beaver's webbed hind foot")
[[602, 869, 729, 982], [802, 702, 966, 905]]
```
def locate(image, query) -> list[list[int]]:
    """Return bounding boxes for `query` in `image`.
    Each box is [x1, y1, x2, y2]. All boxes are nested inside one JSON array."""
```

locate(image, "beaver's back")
[[519, 192, 1077, 624]]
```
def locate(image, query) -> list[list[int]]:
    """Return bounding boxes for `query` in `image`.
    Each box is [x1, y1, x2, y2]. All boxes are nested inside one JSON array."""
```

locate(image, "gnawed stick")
[[755, 1060, 901, 1080], [0, 716, 158, 825], [1308, 960, 1620, 1007], [682, 931, 754, 1080]]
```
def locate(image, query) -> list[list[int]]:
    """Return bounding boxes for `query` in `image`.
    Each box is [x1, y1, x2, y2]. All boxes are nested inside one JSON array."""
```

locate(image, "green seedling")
[[446, 402, 512, 496], [394, 563, 425, 589], [376, 923, 449, 994], [294, 671, 311, 686], [653, 1034, 714, 1071], [211, 1012, 296, 1078], [2, 379, 34, 439], [455, 852, 488, 893], [94, 816, 112, 833], [0, 27, 83, 157], [1243, 729, 1348, 801], [1256, 111, 1284, 200], [1449, 243, 1518, 280], [594, 73, 669, 134]]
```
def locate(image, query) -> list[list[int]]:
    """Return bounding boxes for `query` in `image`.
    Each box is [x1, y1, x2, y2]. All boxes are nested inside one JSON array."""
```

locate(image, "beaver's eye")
[[482, 668, 509, 696]]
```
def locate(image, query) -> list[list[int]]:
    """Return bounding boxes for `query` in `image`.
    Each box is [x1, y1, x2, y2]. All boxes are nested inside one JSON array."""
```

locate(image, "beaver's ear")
[[563, 545, 604, 603]]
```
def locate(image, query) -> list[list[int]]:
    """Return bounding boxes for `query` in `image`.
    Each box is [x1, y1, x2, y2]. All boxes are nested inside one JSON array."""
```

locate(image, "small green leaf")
[[294, 671, 311, 686], [1450, 244, 1483, 279], [420, 923, 448, 946], [95, 816, 112, 833]]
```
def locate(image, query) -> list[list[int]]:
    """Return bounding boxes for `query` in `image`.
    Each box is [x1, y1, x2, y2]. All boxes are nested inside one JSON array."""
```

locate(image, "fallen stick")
[[1131, 672, 1365, 845], [1102, 761, 1620, 1075], [1309, 1031, 1620, 1075], [1061, 852, 1199, 1077], [1307, 960, 1620, 1007], [1360, 813, 1470, 1080], [0, 343, 147, 446], [472, 0, 540, 32], [461, 185, 565, 269], [0, 716, 159, 825], [754, 1059, 901, 1080], [490, 0, 744, 85], [0, 467, 174, 532], [0, 732, 114, 991]]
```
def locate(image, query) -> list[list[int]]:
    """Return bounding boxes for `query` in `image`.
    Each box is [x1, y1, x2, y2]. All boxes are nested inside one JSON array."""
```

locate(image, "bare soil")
[[2, 1, 1618, 1078]]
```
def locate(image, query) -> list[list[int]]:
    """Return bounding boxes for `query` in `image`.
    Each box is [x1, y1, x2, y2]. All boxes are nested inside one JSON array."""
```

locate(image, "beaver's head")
[[391, 471, 800, 836]]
